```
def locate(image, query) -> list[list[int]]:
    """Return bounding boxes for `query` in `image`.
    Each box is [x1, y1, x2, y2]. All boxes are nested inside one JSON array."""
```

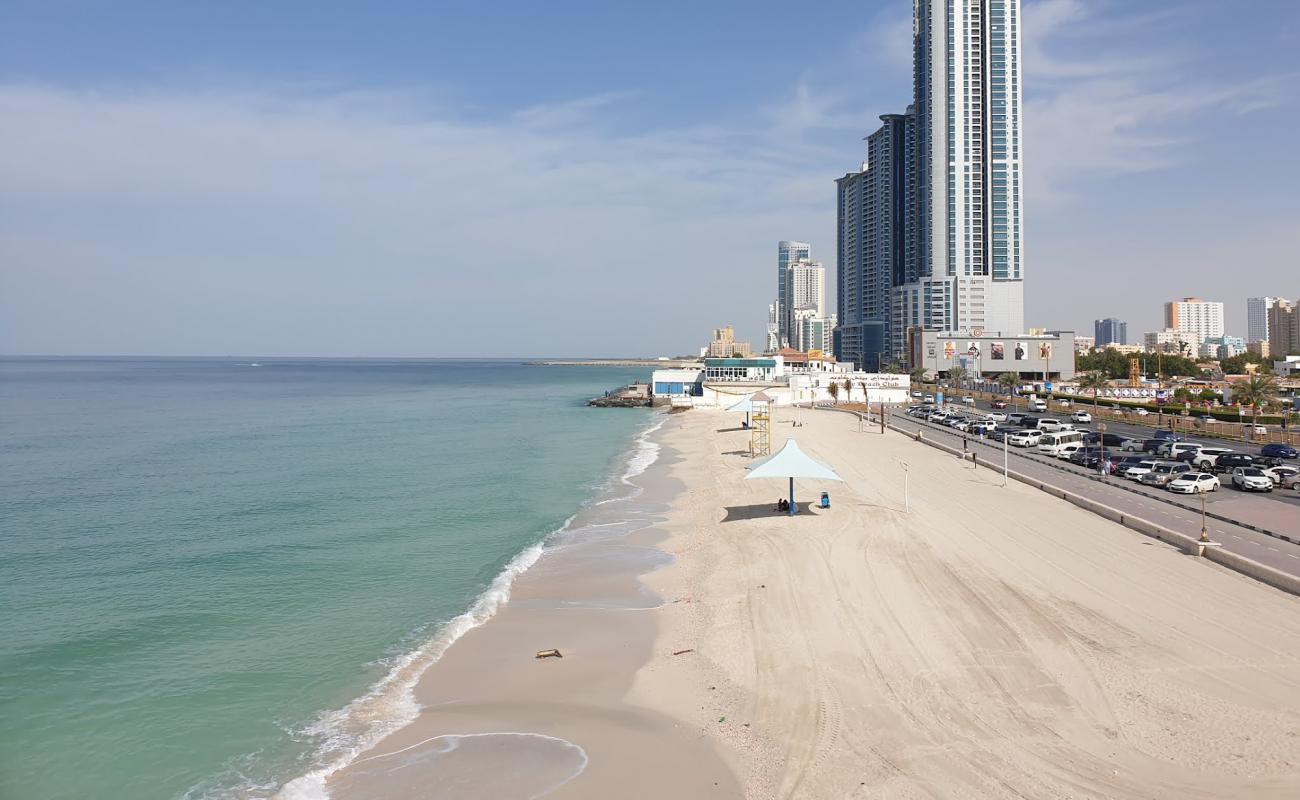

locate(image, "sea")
[[0, 357, 658, 799]]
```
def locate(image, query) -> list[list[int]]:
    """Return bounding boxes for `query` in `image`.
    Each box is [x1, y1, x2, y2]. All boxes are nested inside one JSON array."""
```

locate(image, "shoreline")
[[311, 413, 742, 799]]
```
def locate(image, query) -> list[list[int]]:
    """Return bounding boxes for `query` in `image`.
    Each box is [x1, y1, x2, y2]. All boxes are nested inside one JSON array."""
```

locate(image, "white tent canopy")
[[745, 439, 842, 516], [746, 439, 843, 482], [726, 391, 771, 414]]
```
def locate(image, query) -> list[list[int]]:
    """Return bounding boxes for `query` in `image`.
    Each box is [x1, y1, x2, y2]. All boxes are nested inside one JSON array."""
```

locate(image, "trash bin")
[[819, 491, 830, 509]]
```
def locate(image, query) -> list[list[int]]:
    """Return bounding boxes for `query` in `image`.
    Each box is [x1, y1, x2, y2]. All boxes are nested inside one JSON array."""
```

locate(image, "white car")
[[1123, 460, 1162, 481], [1168, 472, 1219, 494], [1054, 443, 1083, 460], [1007, 431, 1041, 447], [1245, 424, 1267, 436], [1132, 408, 1150, 416], [1231, 467, 1273, 492], [1038, 419, 1071, 433], [1192, 448, 1235, 470], [985, 412, 1008, 422], [1070, 410, 1092, 423], [1120, 438, 1145, 452], [924, 394, 935, 403], [1262, 465, 1300, 487]]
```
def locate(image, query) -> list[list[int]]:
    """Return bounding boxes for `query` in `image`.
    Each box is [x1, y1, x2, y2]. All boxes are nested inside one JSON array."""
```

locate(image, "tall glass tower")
[[777, 240, 811, 347], [909, 0, 1024, 336]]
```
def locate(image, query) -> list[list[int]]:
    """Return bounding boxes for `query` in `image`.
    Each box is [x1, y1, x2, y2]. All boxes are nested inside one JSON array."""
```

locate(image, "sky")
[[1, 0, 1297, 358]]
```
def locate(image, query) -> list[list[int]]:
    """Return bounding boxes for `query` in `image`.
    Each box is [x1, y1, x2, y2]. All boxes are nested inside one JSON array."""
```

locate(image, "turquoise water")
[[0, 358, 653, 799]]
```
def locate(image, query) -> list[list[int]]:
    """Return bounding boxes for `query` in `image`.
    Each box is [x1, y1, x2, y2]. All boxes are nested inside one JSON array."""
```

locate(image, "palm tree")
[[1235, 373, 1279, 438], [997, 372, 1020, 410], [842, 379, 853, 403], [1077, 371, 1110, 410], [947, 365, 968, 391], [827, 381, 839, 405], [882, 360, 904, 374]]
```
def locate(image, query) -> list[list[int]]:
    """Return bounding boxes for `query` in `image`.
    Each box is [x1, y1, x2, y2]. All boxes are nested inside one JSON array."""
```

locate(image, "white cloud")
[[0, 83, 841, 356]]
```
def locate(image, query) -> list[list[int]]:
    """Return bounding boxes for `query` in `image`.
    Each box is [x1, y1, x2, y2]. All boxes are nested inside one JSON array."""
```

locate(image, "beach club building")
[[650, 352, 909, 408]]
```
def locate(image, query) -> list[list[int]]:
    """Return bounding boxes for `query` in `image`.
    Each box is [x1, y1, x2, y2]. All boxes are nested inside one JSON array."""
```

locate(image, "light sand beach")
[[328, 406, 1300, 799]]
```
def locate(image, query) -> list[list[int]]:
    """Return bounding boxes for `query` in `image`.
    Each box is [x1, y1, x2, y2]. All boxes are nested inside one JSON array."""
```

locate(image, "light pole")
[[1098, 422, 1108, 477], [1199, 489, 1209, 542]]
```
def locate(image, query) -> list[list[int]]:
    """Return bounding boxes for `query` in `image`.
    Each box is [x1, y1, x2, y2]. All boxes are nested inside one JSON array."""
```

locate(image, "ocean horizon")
[[0, 356, 657, 799]]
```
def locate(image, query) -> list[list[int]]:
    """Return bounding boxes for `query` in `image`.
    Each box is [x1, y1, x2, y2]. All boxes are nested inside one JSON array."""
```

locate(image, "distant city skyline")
[[1, 0, 1297, 357]]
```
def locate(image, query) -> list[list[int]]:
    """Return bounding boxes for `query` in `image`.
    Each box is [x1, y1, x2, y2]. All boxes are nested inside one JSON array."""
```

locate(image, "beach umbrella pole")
[[789, 476, 795, 516]]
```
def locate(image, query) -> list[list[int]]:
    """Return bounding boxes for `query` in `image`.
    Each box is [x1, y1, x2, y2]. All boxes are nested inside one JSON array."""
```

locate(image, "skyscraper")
[[1247, 296, 1279, 344], [1094, 318, 1127, 347], [1164, 298, 1224, 341], [836, 0, 1025, 370], [910, 0, 1024, 336], [776, 241, 810, 347]]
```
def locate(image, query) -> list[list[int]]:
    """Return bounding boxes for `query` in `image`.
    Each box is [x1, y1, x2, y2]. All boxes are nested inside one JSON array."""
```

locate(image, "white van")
[[1035, 418, 1072, 432], [1028, 398, 1047, 412], [1038, 430, 1084, 456]]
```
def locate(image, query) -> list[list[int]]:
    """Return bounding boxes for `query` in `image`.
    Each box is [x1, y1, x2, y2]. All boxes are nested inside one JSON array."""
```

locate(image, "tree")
[[1235, 373, 1279, 435], [827, 381, 839, 404], [882, 360, 904, 374], [1221, 352, 1272, 375], [947, 365, 968, 389], [1076, 370, 1109, 409], [910, 366, 929, 386], [997, 372, 1020, 409], [842, 379, 853, 403]]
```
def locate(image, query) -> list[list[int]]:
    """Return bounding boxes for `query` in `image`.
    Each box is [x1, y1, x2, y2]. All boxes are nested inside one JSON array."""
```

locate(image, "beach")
[[325, 405, 1300, 798]]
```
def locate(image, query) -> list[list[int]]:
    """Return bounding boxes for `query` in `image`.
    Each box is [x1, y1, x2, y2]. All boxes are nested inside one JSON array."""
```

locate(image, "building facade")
[[1144, 328, 1201, 356], [1247, 296, 1279, 344], [705, 325, 753, 358], [776, 241, 810, 346], [1094, 317, 1127, 347], [1164, 297, 1224, 341], [1268, 298, 1299, 356], [910, 330, 1075, 380]]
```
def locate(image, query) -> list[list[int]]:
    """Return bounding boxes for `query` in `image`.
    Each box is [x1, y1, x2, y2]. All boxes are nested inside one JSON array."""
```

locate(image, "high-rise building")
[[910, 0, 1025, 336], [705, 325, 753, 358], [1094, 318, 1127, 347], [836, 0, 1025, 371], [782, 259, 825, 347], [776, 241, 810, 346], [836, 112, 915, 369], [1144, 328, 1201, 356], [1247, 296, 1279, 344], [1164, 297, 1224, 341], [1267, 298, 1299, 356], [765, 302, 780, 353]]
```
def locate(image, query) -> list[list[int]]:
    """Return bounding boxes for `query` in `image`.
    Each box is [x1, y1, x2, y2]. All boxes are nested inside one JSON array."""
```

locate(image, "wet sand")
[[325, 421, 742, 799]]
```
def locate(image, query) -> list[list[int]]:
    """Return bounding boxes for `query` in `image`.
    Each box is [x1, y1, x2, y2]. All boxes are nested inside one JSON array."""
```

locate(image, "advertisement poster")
[[1014, 341, 1027, 360], [966, 341, 980, 357], [1039, 342, 1053, 360], [990, 341, 1005, 360], [943, 341, 956, 360]]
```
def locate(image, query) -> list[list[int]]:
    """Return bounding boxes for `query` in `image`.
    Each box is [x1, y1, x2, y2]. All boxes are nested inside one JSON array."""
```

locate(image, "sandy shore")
[[325, 406, 1300, 799], [632, 406, 1300, 798]]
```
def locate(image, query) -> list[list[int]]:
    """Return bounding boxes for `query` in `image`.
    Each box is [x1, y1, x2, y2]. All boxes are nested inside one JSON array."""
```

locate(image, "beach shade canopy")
[[744, 439, 843, 516], [725, 393, 760, 413]]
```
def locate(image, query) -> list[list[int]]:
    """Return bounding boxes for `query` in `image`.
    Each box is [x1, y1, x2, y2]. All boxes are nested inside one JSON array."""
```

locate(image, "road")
[[886, 409, 1300, 579]]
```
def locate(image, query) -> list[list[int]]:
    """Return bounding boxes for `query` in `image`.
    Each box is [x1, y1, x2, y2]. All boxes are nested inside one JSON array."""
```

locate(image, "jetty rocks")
[[588, 383, 652, 408]]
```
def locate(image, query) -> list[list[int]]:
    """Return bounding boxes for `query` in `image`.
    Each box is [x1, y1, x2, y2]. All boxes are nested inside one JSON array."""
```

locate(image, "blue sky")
[[2, 0, 1297, 356]]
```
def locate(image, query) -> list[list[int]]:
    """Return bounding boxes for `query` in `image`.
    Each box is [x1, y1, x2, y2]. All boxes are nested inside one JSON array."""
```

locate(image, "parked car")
[[1123, 460, 1162, 481], [1007, 430, 1042, 447], [1152, 430, 1181, 442], [1213, 453, 1256, 474], [1261, 443, 1299, 460], [1132, 408, 1150, 416], [1262, 465, 1300, 487], [1018, 415, 1041, 428], [1054, 442, 1085, 460], [1244, 424, 1267, 436], [1037, 418, 1071, 432], [985, 412, 1008, 422], [1092, 432, 1127, 448], [911, 391, 923, 398], [1231, 467, 1273, 492], [1159, 441, 1201, 460], [1141, 439, 1167, 454], [1070, 410, 1092, 423], [991, 399, 1009, 409], [1120, 438, 1146, 452], [1112, 456, 1149, 476], [1068, 447, 1104, 467], [1028, 399, 1048, 412], [1007, 412, 1028, 426], [989, 429, 1013, 443], [923, 394, 935, 403], [1191, 447, 1236, 469], [1139, 462, 1192, 487], [1168, 472, 1220, 494]]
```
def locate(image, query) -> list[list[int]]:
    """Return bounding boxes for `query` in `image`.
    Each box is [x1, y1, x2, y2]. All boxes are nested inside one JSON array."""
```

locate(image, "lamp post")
[[1098, 422, 1108, 477], [901, 461, 910, 513]]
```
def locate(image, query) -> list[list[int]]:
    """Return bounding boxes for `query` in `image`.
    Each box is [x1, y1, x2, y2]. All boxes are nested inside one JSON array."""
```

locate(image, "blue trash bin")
[[819, 491, 830, 509]]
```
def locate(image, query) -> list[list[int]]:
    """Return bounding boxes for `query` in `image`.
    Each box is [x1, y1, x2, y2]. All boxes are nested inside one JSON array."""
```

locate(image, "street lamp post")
[[1098, 422, 1108, 477], [901, 461, 910, 513], [1199, 489, 1209, 542]]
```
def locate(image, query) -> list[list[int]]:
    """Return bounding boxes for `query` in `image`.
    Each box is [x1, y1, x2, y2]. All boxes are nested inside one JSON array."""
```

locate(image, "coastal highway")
[[885, 411, 1300, 579]]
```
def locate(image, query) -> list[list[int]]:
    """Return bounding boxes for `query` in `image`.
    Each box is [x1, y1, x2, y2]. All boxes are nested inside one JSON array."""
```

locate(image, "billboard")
[[1014, 341, 1027, 361], [990, 341, 1005, 360]]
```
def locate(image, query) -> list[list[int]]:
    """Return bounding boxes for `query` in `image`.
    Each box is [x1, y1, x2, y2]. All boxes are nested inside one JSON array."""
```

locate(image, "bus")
[[1037, 430, 1084, 457]]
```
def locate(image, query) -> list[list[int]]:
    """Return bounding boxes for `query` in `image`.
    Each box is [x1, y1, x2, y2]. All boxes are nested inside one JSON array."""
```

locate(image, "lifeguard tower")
[[750, 391, 772, 457]]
